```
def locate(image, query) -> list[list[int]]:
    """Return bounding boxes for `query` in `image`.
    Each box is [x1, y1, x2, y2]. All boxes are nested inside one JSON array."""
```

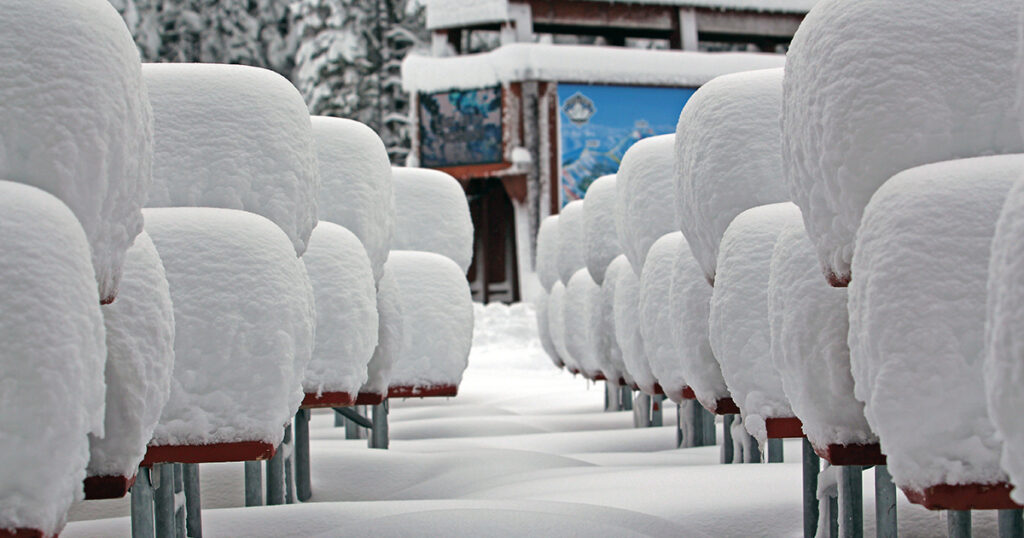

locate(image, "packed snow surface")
[[0, 0, 152, 303], [675, 68, 789, 285], [391, 168, 474, 273], [709, 203, 801, 443], [534, 290, 563, 368], [470, 302, 554, 372], [557, 200, 587, 285], [583, 175, 623, 286], [616, 135, 679, 276], [670, 230, 729, 412], [767, 224, 873, 450], [548, 281, 580, 374], [302, 222, 379, 398], [0, 181, 106, 536], [985, 172, 1024, 503], [145, 208, 315, 447], [602, 255, 633, 385], [311, 117, 394, 282], [565, 269, 604, 379], [402, 44, 786, 94], [641, 233, 688, 402], [613, 255, 658, 393], [536, 215, 561, 292], [143, 63, 320, 257], [387, 251, 475, 389], [782, 0, 1024, 285], [361, 264, 403, 398], [89, 232, 174, 479], [849, 155, 1021, 490]]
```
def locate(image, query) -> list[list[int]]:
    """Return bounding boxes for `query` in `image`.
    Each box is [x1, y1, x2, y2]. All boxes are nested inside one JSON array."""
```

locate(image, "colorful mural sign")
[[558, 84, 696, 206], [419, 87, 503, 168]]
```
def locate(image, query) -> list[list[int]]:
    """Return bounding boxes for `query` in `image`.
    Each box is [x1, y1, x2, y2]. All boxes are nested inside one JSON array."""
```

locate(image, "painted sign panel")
[[558, 84, 697, 206], [419, 87, 503, 168]]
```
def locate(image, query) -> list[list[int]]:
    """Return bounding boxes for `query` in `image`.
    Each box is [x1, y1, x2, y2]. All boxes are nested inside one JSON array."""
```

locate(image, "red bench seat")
[[140, 441, 276, 466], [388, 384, 458, 399]]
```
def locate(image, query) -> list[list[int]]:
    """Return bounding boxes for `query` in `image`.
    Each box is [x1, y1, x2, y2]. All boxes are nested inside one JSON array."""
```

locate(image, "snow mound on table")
[[557, 200, 587, 285], [709, 203, 801, 443], [566, 268, 604, 379], [360, 263, 403, 398], [675, 68, 789, 285], [301, 222, 379, 398], [89, 231, 174, 479], [670, 230, 729, 412], [548, 281, 580, 374], [616, 134, 678, 276], [849, 155, 1021, 490], [782, 0, 1023, 286], [986, 173, 1024, 504], [536, 215, 561, 292], [613, 255, 657, 393], [768, 223, 873, 450], [470, 302, 553, 371], [0, 0, 152, 304], [387, 251, 475, 389], [584, 175, 623, 285], [145, 207, 315, 447], [641, 232, 688, 402], [601, 255, 632, 385], [143, 63, 320, 257], [391, 167, 473, 272], [0, 181, 106, 536], [311, 117, 394, 282], [534, 290, 562, 368]]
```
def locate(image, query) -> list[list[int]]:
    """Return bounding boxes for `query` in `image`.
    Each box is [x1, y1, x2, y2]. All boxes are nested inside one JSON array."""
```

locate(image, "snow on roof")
[[402, 44, 785, 93], [425, 0, 816, 29]]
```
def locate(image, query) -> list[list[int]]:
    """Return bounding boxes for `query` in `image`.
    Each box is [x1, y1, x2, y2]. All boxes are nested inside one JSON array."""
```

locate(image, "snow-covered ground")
[[66, 303, 990, 537]]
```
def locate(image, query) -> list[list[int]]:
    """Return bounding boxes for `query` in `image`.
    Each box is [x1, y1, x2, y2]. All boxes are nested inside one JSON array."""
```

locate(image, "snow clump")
[[584, 175, 624, 285], [391, 167, 474, 273], [641, 232, 689, 402], [616, 135, 678, 276]]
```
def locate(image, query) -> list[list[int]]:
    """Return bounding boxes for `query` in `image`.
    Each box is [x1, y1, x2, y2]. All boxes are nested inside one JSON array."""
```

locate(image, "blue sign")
[[558, 84, 696, 206], [419, 87, 503, 168]]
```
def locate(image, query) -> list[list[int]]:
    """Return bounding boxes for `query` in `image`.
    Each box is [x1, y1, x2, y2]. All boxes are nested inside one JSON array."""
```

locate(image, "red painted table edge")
[[301, 391, 355, 409], [709, 397, 741, 415], [812, 442, 887, 466], [0, 529, 52, 538], [765, 417, 804, 439], [681, 386, 697, 400], [141, 441, 276, 466], [83, 473, 137, 500], [903, 482, 1023, 511], [355, 392, 386, 406], [388, 384, 458, 399]]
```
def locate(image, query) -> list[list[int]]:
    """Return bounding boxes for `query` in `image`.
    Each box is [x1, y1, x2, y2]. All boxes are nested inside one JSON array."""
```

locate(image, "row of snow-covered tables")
[[535, 1, 1024, 537], [0, 1, 476, 537]]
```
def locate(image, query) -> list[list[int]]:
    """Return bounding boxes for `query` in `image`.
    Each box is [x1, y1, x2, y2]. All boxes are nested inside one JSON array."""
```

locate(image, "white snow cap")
[[302, 222, 379, 399], [782, 0, 1023, 286], [402, 43, 786, 94], [675, 68, 789, 285], [89, 232, 175, 480], [565, 268, 604, 379], [768, 223, 873, 451], [143, 63, 320, 257], [641, 232, 689, 403], [616, 135, 678, 276], [0, 181, 106, 536], [548, 281, 580, 374], [986, 172, 1024, 504], [360, 263, 404, 398], [0, 0, 152, 304], [536, 215, 561, 292], [145, 207, 315, 448], [312, 116, 395, 282], [669, 230, 730, 412], [849, 155, 1021, 491], [583, 175, 624, 286], [557, 200, 587, 285], [601, 255, 632, 385], [534, 289, 563, 368], [613, 255, 658, 394], [391, 167, 474, 273], [387, 251, 475, 390], [709, 202, 801, 443]]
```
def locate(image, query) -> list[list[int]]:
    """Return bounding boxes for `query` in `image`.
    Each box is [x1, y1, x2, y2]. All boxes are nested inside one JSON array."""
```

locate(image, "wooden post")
[[722, 414, 734, 464], [243, 461, 262, 506], [838, 466, 863, 538], [948, 510, 971, 538], [265, 443, 285, 505], [283, 424, 295, 504], [999, 509, 1023, 538], [295, 409, 312, 502], [803, 439, 820, 538], [875, 465, 897, 538], [153, 464, 176, 538], [767, 438, 784, 463], [182, 464, 201, 537], [369, 401, 390, 449], [130, 466, 156, 538]]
